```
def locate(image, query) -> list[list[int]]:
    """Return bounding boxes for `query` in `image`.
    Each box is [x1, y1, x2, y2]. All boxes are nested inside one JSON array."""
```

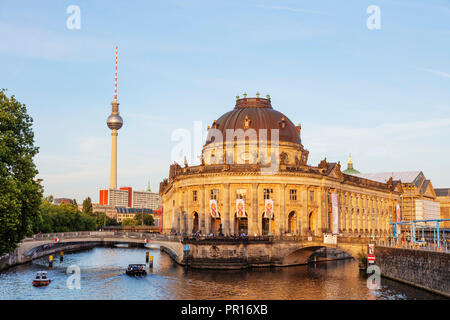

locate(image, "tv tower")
[[106, 45, 123, 189]]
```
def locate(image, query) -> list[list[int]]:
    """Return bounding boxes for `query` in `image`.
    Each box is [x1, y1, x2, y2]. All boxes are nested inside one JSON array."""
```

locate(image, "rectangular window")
[[236, 189, 246, 200], [193, 190, 197, 202], [309, 190, 314, 202], [264, 188, 273, 200], [210, 189, 219, 200], [289, 189, 297, 201]]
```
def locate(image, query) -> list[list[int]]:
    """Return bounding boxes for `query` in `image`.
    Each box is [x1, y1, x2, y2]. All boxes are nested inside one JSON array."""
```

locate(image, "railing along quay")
[[375, 239, 450, 253]]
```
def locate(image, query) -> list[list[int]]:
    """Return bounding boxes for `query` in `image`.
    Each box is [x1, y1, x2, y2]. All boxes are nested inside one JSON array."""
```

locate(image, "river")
[[0, 246, 444, 300]]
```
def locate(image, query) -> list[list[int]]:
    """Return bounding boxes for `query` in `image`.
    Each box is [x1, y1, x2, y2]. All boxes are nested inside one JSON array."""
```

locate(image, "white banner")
[[264, 199, 274, 219], [324, 233, 337, 244], [332, 193, 339, 234], [210, 199, 219, 218], [236, 199, 246, 218], [396, 204, 401, 235]]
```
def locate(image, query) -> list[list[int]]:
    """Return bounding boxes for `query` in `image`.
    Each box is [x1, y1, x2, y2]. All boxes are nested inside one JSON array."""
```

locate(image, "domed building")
[[342, 155, 360, 175], [159, 95, 403, 237]]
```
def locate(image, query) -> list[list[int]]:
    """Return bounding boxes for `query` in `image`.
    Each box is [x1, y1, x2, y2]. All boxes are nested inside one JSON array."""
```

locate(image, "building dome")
[[205, 96, 301, 146], [342, 154, 360, 175], [107, 113, 123, 130]]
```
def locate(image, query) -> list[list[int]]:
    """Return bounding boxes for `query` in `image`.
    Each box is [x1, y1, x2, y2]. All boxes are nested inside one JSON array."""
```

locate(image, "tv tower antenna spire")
[[107, 45, 123, 189]]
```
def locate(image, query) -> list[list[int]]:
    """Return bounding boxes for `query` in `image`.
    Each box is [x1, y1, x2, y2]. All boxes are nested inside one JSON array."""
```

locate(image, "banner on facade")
[[236, 199, 246, 218], [210, 199, 219, 218], [264, 199, 274, 219], [332, 193, 339, 234], [396, 204, 401, 235]]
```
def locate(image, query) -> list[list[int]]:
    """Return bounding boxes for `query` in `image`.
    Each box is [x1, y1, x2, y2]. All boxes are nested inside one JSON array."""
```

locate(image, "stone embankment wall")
[[376, 246, 450, 297], [0, 241, 101, 271]]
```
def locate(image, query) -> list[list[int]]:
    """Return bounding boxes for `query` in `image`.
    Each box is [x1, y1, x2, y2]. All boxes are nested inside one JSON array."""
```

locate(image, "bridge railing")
[[25, 231, 182, 242], [183, 235, 273, 243], [26, 231, 115, 241], [376, 239, 450, 253]]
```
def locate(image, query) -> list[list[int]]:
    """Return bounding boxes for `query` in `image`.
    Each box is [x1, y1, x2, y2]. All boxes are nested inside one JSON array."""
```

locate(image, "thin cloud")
[[257, 4, 328, 15], [419, 68, 450, 79]]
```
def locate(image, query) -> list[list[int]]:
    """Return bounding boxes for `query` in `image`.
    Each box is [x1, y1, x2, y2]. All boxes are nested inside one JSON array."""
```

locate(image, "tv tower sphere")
[[107, 103, 123, 130]]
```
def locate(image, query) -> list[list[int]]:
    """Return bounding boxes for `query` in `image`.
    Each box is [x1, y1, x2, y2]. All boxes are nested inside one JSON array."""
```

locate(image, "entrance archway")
[[262, 213, 274, 236], [210, 213, 221, 235], [288, 211, 296, 234], [308, 211, 315, 233], [192, 212, 199, 233], [234, 213, 248, 235]]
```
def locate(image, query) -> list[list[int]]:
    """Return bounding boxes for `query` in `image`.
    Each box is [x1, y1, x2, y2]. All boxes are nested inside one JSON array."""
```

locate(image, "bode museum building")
[[159, 95, 404, 237]]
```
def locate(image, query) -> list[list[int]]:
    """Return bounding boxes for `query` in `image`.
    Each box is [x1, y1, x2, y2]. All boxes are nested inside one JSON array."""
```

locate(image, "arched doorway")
[[262, 213, 274, 236], [192, 212, 199, 234], [234, 213, 248, 235], [288, 211, 296, 234], [308, 211, 315, 233], [210, 213, 221, 235]]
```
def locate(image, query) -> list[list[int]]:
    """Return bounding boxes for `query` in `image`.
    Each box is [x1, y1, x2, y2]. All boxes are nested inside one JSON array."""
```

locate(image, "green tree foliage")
[[134, 213, 155, 226], [0, 89, 42, 255], [82, 196, 93, 215], [90, 212, 120, 229], [33, 199, 97, 233], [122, 218, 138, 227]]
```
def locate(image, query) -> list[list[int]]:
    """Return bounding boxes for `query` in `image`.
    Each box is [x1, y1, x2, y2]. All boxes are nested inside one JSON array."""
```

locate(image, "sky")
[[0, 0, 449, 203]]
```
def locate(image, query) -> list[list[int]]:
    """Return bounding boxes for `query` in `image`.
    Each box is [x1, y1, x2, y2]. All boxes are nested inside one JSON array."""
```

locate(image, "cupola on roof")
[[205, 95, 301, 145]]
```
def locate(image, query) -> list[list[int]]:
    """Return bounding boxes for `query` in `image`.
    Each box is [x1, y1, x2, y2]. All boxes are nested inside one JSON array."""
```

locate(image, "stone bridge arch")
[[275, 241, 366, 266], [14, 232, 185, 265]]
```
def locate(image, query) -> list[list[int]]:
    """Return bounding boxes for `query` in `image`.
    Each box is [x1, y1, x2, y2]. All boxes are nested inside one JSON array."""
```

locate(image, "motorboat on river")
[[126, 264, 147, 276], [32, 271, 51, 287]]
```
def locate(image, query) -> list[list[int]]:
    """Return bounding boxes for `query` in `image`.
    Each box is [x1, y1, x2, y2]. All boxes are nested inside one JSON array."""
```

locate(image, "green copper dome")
[[342, 154, 360, 175]]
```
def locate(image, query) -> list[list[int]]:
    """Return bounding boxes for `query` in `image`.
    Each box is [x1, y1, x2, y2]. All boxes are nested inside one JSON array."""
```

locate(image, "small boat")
[[32, 271, 51, 287], [126, 264, 147, 276]]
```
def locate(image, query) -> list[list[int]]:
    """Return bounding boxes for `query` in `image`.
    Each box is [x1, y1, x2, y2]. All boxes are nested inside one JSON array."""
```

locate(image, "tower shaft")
[[109, 129, 118, 189]]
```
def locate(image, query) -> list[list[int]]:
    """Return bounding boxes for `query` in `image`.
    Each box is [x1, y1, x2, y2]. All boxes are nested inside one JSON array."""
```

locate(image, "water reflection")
[[0, 247, 444, 300]]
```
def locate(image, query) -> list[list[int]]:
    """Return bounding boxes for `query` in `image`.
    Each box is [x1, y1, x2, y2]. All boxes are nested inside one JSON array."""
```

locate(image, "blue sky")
[[0, 0, 449, 202]]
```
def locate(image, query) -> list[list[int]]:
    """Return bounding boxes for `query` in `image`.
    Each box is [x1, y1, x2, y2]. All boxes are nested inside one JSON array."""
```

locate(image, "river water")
[[0, 246, 444, 300]]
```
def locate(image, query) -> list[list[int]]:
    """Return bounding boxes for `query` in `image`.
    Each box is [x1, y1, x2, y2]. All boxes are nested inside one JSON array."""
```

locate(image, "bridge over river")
[[1, 231, 382, 270]]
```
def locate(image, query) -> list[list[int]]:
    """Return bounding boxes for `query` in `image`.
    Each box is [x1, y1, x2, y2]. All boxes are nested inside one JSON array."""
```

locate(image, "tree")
[[122, 218, 138, 227], [134, 212, 154, 226], [82, 197, 93, 215], [72, 199, 78, 208], [0, 89, 42, 255], [33, 199, 97, 233], [90, 212, 120, 229]]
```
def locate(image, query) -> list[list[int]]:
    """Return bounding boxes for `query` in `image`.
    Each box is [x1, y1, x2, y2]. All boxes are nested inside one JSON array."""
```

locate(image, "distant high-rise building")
[[120, 187, 133, 207], [132, 191, 161, 209]]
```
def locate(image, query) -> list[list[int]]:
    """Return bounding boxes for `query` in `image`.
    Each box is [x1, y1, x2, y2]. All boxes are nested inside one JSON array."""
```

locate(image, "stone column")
[[317, 187, 324, 235], [280, 184, 286, 235], [184, 189, 191, 235], [223, 183, 230, 235], [199, 186, 206, 234], [250, 183, 259, 236], [300, 186, 308, 236]]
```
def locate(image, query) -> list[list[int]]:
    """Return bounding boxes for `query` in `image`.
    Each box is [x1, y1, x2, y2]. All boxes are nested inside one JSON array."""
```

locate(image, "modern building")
[[353, 171, 440, 225], [132, 190, 161, 209], [435, 188, 450, 229], [159, 95, 404, 237], [96, 187, 161, 221]]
